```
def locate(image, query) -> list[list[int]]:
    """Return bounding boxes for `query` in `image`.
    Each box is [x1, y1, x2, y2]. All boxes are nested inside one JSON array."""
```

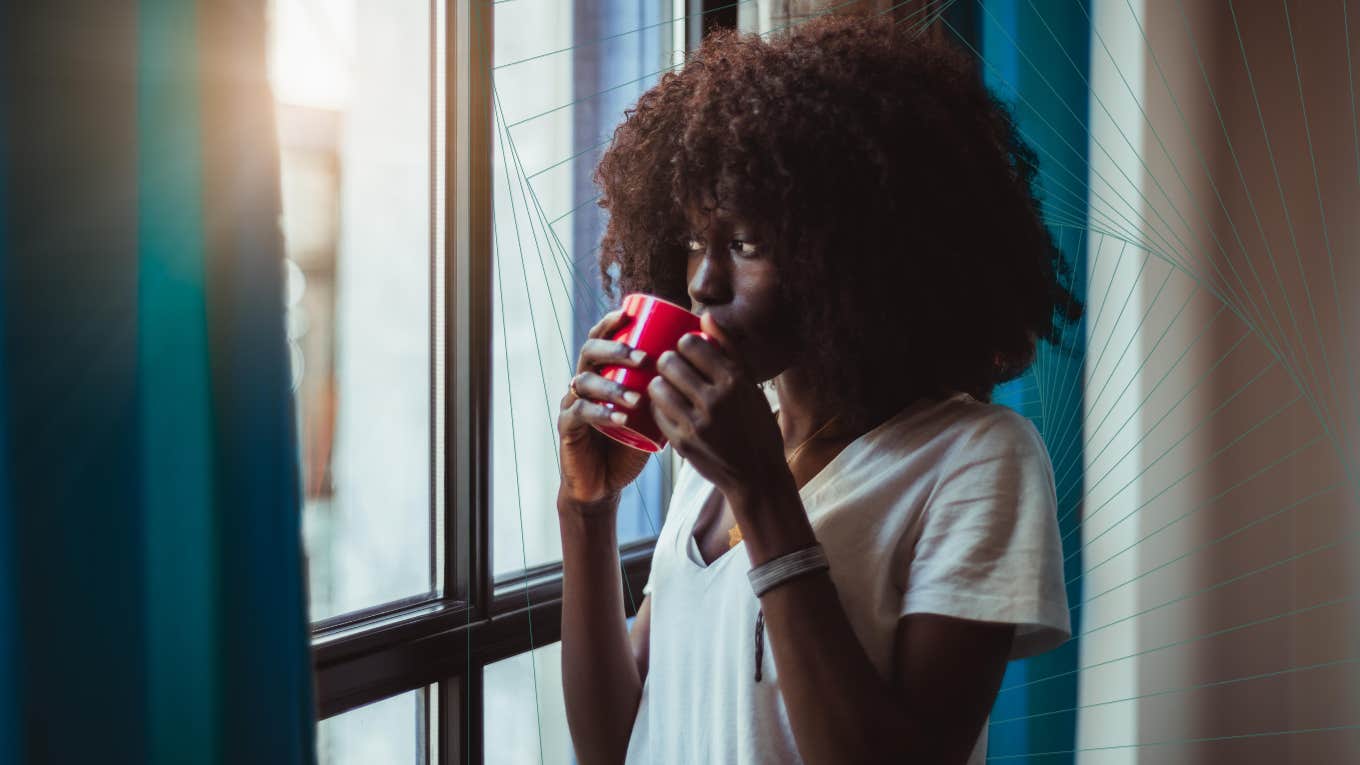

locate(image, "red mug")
[[592, 293, 709, 452]]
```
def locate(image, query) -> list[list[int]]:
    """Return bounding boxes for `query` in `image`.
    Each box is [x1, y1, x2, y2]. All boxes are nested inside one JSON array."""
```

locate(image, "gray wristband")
[[748, 544, 830, 597]]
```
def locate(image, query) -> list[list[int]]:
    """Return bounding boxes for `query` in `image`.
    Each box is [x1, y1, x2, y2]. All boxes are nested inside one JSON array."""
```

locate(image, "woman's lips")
[[698, 314, 741, 355], [697, 311, 730, 339]]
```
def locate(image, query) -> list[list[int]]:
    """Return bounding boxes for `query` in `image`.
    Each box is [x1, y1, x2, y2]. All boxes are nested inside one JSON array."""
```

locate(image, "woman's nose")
[[687, 251, 733, 309]]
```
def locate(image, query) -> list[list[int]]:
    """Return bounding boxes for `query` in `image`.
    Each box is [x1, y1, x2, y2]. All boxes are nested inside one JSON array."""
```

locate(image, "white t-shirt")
[[623, 391, 1071, 764]]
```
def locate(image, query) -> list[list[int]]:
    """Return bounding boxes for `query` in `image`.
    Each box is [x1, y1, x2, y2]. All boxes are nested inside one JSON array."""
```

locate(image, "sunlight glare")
[[267, 0, 356, 110]]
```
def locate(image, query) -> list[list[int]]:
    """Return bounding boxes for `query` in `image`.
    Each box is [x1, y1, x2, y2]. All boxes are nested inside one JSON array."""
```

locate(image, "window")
[[287, 1, 690, 761], [318, 686, 435, 764], [484, 643, 572, 764], [488, 0, 676, 580], [270, 0, 435, 623]]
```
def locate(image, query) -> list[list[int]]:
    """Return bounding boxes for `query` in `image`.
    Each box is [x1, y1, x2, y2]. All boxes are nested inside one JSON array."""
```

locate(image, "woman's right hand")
[[557, 309, 652, 513]]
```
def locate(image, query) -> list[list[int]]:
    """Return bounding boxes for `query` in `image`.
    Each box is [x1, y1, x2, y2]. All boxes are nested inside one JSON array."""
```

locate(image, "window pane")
[[318, 687, 429, 765], [268, 0, 435, 620], [485, 642, 574, 764], [490, 0, 681, 578]]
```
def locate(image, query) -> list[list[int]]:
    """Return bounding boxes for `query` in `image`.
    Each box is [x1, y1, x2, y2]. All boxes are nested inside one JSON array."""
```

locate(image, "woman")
[[556, 12, 1081, 765]]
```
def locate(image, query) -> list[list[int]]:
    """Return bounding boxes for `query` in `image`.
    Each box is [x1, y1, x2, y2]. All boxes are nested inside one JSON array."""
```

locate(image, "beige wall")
[[1084, 2, 1360, 762]]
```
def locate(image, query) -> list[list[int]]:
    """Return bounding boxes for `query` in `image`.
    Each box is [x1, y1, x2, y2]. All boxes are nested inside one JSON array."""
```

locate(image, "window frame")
[[309, 1, 659, 762]]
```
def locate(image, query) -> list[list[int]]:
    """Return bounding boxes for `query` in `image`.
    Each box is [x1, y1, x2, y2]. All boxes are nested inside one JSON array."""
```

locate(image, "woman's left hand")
[[648, 314, 790, 498]]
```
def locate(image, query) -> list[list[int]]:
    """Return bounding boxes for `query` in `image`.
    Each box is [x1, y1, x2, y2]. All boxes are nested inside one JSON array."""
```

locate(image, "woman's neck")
[[773, 366, 944, 447], [772, 367, 851, 447]]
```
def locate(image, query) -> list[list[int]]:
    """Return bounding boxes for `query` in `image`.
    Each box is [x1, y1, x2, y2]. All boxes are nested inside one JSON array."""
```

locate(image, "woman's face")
[[684, 207, 800, 382]]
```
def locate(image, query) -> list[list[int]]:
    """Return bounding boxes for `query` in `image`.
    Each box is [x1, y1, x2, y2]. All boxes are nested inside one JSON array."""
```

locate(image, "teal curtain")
[[969, 0, 1090, 761], [0, 31, 13, 759], [0, 2, 317, 762]]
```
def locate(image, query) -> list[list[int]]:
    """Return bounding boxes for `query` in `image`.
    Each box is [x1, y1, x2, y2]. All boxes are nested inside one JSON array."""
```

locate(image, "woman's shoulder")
[[868, 392, 1044, 465], [925, 395, 1052, 483], [945, 393, 1041, 440]]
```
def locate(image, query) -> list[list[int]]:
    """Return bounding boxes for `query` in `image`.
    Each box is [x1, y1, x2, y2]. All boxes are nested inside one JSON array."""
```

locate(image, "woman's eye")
[[729, 239, 758, 256], [686, 236, 757, 255]]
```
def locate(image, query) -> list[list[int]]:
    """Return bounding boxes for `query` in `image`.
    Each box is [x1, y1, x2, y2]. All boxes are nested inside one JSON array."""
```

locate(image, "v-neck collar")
[[781, 391, 963, 501]]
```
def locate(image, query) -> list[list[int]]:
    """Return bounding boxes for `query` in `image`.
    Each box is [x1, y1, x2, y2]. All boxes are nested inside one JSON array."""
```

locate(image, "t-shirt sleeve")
[[900, 410, 1071, 660]]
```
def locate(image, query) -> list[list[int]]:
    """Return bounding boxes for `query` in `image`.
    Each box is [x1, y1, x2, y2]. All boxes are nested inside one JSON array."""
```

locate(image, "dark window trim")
[[313, 546, 653, 720], [310, 1, 703, 761]]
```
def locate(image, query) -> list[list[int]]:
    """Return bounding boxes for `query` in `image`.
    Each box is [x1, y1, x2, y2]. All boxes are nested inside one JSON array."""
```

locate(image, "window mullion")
[[447, 0, 495, 616]]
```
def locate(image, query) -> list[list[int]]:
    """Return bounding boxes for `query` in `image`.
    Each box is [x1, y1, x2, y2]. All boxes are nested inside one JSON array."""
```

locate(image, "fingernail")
[[622, 390, 642, 407], [630, 349, 647, 363], [610, 411, 628, 425]]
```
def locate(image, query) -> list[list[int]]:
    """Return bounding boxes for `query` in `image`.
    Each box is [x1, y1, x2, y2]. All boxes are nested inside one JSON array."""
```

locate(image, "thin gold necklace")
[[728, 412, 841, 549]]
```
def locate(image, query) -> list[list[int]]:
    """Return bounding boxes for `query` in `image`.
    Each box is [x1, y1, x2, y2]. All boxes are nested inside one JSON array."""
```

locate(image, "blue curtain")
[[0, 27, 13, 757], [973, 0, 1090, 761], [0, 1, 316, 762]]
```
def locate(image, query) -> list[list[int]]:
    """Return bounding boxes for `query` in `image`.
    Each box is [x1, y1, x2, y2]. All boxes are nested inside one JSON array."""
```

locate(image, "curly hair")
[[592, 12, 1083, 428]]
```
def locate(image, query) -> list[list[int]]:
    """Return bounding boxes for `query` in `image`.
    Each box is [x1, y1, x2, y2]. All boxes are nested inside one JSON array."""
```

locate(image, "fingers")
[[565, 308, 645, 423], [558, 395, 629, 441], [650, 396, 718, 467], [587, 309, 627, 340], [647, 375, 696, 428], [650, 398, 685, 448], [577, 337, 648, 375], [655, 348, 709, 405], [675, 330, 735, 386], [570, 370, 643, 410]]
